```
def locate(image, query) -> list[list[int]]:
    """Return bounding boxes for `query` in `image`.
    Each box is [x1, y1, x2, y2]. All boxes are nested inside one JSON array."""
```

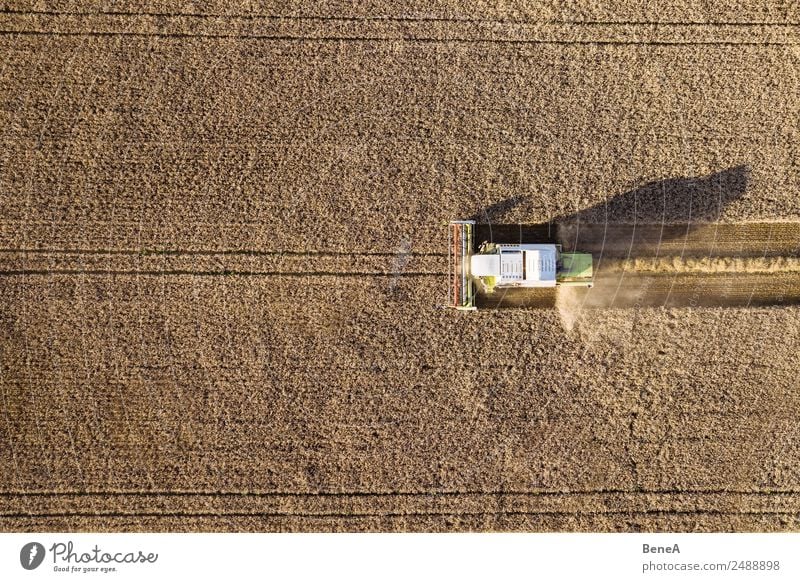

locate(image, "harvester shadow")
[[475, 165, 750, 250], [556, 164, 750, 258], [471, 165, 800, 308], [564, 164, 749, 224]]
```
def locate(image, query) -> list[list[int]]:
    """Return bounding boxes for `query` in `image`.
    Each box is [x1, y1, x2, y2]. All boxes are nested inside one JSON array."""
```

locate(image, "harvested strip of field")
[[584, 272, 800, 308], [603, 256, 800, 274], [559, 223, 800, 258], [478, 273, 800, 309], [479, 221, 800, 308]]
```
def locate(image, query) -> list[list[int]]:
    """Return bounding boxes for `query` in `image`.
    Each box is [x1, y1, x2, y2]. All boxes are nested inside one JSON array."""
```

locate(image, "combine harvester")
[[448, 220, 594, 310]]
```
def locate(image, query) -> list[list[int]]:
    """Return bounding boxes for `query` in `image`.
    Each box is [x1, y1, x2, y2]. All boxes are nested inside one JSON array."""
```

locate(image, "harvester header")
[[448, 220, 478, 310]]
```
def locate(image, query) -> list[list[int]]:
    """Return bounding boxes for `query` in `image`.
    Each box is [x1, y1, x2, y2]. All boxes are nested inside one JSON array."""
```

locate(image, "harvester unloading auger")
[[448, 220, 594, 310]]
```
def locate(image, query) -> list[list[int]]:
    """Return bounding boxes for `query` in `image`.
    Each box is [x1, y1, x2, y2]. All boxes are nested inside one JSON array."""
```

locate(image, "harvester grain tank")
[[448, 220, 593, 310]]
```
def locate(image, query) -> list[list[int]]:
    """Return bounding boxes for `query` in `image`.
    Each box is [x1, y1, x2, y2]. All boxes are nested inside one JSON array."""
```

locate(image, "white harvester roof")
[[470, 254, 501, 277], [470, 244, 558, 287]]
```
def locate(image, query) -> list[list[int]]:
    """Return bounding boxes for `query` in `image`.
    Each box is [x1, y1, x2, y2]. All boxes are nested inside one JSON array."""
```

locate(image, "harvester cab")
[[447, 219, 594, 310]]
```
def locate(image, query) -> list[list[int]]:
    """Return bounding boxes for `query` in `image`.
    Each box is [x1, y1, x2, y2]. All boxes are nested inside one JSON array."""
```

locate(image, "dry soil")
[[1, 1, 799, 532]]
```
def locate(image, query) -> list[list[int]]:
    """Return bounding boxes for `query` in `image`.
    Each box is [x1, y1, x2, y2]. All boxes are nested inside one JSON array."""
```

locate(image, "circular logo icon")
[[20, 542, 46, 570]]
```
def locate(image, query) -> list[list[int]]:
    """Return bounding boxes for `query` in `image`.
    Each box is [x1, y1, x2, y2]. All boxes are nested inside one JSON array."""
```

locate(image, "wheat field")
[[1, 2, 799, 531]]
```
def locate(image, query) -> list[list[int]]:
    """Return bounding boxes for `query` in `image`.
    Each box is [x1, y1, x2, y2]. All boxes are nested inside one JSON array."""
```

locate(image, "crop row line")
[[0, 249, 446, 257], [1, 488, 799, 497], [2, 509, 799, 518], [1, 9, 799, 27], [0, 269, 443, 277], [0, 30, 798, 46]]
